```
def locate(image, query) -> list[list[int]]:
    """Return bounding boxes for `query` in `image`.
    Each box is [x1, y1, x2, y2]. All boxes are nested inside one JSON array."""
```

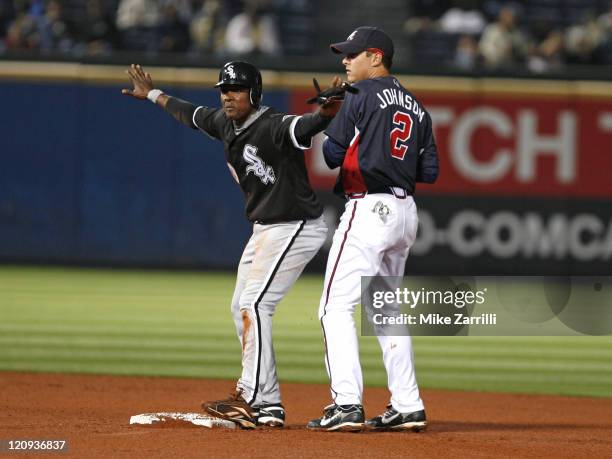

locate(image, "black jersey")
[[192, 105, 323, 224]]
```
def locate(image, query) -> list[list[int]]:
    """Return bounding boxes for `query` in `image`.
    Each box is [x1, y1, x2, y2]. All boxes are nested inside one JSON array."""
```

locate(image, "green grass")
[[1, 266, 611, 397]]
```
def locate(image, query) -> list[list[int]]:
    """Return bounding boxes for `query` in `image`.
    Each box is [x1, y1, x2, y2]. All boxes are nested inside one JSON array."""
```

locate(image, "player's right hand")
[[306, 77, 358, 106], [316, 76, 344, 118], [121, 64, 154, 99]]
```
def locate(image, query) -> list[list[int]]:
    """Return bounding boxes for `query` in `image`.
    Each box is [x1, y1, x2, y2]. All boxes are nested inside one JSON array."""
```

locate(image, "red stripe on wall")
[[290, 88, 612, 198]]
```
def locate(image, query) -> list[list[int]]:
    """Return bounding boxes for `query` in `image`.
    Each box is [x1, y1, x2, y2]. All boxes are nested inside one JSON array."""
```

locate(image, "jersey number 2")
[[390, 111, 413, 160]]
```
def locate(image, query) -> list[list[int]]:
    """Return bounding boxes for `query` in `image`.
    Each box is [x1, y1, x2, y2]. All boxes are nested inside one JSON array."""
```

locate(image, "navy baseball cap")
[[330, 26, 394, 59]]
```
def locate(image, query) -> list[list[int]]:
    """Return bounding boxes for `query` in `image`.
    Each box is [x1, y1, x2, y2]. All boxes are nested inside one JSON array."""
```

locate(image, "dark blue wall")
[[3, 80, 610, 276], [0, 81, 288, 267]]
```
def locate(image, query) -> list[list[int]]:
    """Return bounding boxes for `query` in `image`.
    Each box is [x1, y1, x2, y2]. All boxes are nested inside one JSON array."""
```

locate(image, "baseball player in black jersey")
[[123, 62, 342, 429], [307, 27, 439, 432]]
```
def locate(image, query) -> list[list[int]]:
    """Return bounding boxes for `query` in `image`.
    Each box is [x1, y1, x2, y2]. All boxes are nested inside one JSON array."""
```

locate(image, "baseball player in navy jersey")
[[307, 27, 439, 432], [122, 62, 343, 429]]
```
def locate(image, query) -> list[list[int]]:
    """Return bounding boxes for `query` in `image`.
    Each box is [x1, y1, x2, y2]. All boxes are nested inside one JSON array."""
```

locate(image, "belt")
[[346, 186, 410, 200]]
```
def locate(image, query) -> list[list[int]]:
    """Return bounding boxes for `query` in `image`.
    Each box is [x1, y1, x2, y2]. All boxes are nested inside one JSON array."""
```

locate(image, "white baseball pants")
[[318, 192, 425, 413], [233, 215, 327, 406]]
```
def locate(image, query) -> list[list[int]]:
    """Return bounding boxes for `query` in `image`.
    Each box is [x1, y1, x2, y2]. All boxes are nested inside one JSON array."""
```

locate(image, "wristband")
[[147, 89, 163, 104]]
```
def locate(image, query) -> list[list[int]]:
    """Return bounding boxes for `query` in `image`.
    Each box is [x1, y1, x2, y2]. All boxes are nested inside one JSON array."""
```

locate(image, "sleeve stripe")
[[192, 106, 203, 129], [192, 106, 216, 140], [289, 115, 313, 150]]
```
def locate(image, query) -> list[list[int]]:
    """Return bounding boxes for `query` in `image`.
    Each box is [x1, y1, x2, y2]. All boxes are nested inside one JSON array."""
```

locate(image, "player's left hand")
[[121, 64, 155, 100], [309, 76, 356, 117]]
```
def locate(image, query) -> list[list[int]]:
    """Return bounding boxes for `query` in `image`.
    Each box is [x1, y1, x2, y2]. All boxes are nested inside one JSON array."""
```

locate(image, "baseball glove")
[[306, 78, 358, 105]]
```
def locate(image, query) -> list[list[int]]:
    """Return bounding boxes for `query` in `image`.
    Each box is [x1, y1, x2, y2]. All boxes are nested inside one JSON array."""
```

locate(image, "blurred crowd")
[[1, 0, 612, 73], [407, 0, 612, 72], [0, 0, 286, 56]]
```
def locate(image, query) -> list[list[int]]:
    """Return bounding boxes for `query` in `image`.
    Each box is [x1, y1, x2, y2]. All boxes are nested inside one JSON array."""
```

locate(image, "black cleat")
[[254, 403, 285, 427], [364, 405, 427, 432], [307, 404, 364, 432]]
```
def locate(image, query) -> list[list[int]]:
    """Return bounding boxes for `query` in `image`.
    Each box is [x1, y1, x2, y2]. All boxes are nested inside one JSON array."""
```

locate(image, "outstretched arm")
[[122, 64, 169, 107], [293, 112, 333, 145], [121, 64, 199, 129]]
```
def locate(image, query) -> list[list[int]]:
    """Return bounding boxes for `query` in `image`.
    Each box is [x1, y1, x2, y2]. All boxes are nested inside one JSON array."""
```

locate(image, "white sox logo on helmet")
[[226, 65, 237, 79], [347, 30, 357, 40], [243, 144, 276, 185]]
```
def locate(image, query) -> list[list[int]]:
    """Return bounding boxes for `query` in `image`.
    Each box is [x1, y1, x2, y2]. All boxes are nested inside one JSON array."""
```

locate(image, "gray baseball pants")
[[232, 215, 327, 406]]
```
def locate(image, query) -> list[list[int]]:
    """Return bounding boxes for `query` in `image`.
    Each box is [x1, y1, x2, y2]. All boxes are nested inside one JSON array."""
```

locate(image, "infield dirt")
[[2, 372, 611, 458]]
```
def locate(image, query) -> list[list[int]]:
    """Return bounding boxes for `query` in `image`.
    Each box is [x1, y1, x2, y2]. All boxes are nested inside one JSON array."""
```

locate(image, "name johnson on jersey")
[[323, 75, 439, 196], [375, 82, 425, 123]]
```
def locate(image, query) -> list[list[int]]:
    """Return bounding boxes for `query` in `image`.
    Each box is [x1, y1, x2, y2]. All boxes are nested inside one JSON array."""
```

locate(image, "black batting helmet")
[[215, 61, 263, 108]]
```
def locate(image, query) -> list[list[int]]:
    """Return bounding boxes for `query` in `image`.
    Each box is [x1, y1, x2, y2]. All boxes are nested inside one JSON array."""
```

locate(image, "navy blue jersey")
[[324, 76, 439, 195]]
